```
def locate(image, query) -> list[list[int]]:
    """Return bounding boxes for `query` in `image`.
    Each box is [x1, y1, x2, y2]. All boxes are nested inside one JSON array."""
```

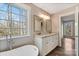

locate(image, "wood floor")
[[47, 38, 75, 56]]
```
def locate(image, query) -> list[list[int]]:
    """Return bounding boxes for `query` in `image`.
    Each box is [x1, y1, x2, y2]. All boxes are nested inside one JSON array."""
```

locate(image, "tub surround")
[[0, 36, 33, 52]]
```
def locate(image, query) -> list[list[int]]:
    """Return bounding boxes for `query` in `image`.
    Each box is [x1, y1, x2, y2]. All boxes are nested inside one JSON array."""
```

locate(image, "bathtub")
[[0, 45, 39, 56]]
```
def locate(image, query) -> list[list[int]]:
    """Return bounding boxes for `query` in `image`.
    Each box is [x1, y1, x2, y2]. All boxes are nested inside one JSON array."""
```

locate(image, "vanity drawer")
[[42, 44, 51, 55]]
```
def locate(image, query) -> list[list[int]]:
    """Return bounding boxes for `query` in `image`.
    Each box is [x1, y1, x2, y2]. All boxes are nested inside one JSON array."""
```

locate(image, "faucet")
[[6, 34, 13, 50]]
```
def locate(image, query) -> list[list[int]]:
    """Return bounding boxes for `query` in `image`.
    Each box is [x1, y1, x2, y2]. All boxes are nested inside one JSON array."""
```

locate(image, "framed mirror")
[[34, 15, 42, 34], [46, 20, 52, 33]]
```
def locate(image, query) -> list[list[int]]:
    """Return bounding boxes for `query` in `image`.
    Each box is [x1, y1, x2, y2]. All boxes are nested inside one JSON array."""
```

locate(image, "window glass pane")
[[23, 9, 27, 16], [20, 29, 23, 35], [0, 3, 8, 11], [22, 23, 26, 28], [18, 22, 22, 28], [21, 16, 27, 22], [0, 29, 5, 36], [18, 22, 26, 29], [5, 20, 10, 28], [12, 14, 19, 21], [11, 29, 19, 36], [0, 20, 5, 28], [4, 28, 10, 35], [0, 20, 9, 29], [0, 11, 8, 19], [12, 21, 19, 28], [22, 29, 27, 35], [20, 28, 23, 35], [12, 6, 20, 14], [0, 28, 9, 38], [19, 9, 23, 16], [19, 29, 26, 35]]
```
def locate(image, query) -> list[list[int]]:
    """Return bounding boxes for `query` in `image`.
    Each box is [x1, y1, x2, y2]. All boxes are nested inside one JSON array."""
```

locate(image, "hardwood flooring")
[[47, 38, 75, 56]]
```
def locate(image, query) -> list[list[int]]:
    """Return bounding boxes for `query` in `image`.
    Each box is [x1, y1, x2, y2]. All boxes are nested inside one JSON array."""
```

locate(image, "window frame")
[[0, 3, 31, 40]]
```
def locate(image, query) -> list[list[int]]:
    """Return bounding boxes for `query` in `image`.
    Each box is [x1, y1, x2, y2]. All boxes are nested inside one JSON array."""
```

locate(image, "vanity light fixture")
[[39, 14, 50, 20]]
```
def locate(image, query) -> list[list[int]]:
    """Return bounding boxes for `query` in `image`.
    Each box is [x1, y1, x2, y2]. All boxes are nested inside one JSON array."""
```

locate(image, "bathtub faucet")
[[6, 34, 13, 50]]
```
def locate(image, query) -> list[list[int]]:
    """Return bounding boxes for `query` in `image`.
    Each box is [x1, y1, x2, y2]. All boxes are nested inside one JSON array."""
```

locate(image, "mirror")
[[34, 15, 42, 34], [34, 15, 52, 35], [46, 20, 52, 33]]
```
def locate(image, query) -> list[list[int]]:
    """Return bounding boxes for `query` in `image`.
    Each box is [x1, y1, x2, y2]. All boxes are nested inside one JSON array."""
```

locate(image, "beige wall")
[[51, 6, 76, 33], [51, 14, 59, 33]]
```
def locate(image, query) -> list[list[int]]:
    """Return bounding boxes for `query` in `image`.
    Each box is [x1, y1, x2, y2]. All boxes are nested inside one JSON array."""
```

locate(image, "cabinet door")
[[52, 35, 58, 43], [43, 37, 48, 44]]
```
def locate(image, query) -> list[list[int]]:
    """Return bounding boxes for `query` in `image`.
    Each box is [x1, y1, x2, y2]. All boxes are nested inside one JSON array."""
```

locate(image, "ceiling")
[[33, 3, 77, 14]]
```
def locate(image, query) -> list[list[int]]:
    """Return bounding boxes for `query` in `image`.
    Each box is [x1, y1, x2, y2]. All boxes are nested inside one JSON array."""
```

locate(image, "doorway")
[[63, 20, 75, 38], [61, 14, 75, 55]]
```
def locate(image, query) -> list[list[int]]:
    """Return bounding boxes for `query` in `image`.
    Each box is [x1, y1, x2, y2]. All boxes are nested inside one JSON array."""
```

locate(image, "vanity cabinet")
[[34, 34, 58, 56]]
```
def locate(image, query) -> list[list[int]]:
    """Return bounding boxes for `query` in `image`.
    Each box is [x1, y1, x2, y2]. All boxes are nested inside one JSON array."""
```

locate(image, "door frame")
[[59, 12, 75, 47], [59, 7, 78, 56]]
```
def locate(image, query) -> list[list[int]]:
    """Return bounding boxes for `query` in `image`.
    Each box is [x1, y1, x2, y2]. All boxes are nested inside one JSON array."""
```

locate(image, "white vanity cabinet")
[[35, 34, 58, 56]]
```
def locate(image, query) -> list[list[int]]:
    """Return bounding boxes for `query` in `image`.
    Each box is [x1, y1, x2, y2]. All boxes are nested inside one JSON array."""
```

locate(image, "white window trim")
[[11, 3, 32, 36], [0, 3, 32, 40]]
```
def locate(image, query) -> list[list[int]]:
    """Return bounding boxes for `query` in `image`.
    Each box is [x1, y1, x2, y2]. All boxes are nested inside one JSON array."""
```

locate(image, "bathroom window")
[[0, 3, 28, 38], [11, 6, 27, 37]]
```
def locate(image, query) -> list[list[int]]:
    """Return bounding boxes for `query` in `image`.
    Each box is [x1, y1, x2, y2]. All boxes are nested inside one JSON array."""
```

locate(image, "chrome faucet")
[[6, 34, 13, 50]]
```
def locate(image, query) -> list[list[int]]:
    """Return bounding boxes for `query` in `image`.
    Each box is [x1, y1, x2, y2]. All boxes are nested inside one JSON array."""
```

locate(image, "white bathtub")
[[0, 45, 39, 56]]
